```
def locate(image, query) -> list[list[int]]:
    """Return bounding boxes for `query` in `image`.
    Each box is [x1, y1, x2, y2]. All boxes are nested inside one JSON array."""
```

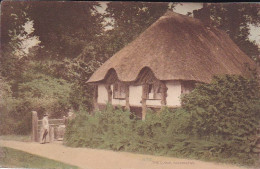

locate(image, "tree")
[[1, 1, 42, 102], [1, 1, 41, 80], [103, 2, 175, 58], [26, 1, 104, 60], [194, 3, 260, 62], [18, 72, 72, 117], [25, 2, 107, 110]]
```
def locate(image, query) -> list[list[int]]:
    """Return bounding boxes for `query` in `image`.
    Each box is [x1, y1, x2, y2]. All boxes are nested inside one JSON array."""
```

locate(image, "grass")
[[0, 146, 78, 169], [0, 134, 31, 142]]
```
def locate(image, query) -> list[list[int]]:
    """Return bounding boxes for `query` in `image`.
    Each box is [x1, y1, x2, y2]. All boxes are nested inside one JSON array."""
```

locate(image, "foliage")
[[1, 2, 41, 81], [0, 147, 78, 169], [196, 3, 260, 62], [103, 2, 174, 58], [0, 78, 13, 110], [1, 2, 104, 117], [24, 2, 105, 112], [0, 98, 32, 135], [182, 75, 260, 135], [182, 74, 260, 163], [0, 78, 30, 135], [65, 75, 260, 166], [1, 1, 41, 58], [26, 1, 103, 60], [18, 73, 72, 117], [0, 69, 72, 134], [1, 5, 259, 166], [0, 135, 31, 142]]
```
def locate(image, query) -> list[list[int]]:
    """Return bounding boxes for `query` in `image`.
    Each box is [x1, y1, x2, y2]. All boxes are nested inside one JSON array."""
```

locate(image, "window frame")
[[113, 82, 127, 100], [147, 83, 162, 100]]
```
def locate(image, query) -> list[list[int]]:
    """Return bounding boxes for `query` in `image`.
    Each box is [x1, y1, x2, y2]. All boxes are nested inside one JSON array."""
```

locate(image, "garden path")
[[0, 140, 256, 169]]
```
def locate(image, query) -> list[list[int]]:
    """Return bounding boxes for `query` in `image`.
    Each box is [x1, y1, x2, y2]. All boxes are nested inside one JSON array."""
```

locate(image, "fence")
[[31, 111, 67, 142]]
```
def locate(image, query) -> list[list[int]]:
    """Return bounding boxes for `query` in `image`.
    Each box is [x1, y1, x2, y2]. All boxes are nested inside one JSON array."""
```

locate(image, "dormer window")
[[113, 82, 126, 99]]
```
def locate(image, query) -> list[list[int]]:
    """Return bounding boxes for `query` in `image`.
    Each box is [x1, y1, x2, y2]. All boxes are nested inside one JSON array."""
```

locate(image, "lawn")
[[0, 146, 78, 169], [0, 135, 31, 142]]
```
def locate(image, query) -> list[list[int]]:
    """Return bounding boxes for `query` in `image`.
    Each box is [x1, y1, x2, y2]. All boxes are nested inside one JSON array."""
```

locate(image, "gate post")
[[31, 111, 38, 142]]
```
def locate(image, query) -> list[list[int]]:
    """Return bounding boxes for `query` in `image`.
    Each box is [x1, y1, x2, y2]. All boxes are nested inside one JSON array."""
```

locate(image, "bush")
[[64, 105, 135, 150], [64, 75, 260, 166], [182, 75, 260, 164], [0, 79, 32, 135], [0, 74, 73, 135], [0, 98, 32, 135]]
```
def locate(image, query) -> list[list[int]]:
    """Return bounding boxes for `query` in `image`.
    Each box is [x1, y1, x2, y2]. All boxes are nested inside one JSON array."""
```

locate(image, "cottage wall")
[[97, 80, 182, 108], [127, 81, 182, 107], [146, 99, 161, 106], [129, 85, 142, 106], [166, 81, 182, 107], [97, 84, 108, 104]]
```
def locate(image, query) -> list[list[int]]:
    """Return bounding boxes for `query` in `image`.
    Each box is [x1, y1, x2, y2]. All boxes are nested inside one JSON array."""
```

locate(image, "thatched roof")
[[88, 11, 255, 84]]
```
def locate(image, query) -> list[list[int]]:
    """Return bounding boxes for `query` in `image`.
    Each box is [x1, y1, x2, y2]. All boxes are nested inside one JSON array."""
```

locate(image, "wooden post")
[[31, 111, 38, 142], [93, 85, 99, 111], [142, 84, 148, 121], [125, 85, 130, 111], [105, 84, 112, 104], [161, 82, 168, 108]]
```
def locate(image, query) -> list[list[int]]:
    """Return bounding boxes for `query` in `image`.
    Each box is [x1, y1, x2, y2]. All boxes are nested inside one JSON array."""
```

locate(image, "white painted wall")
[[146, 99, 161, 106], [166, 81, 182, 107], [97, 84, 108, 104], [129, 85, 142, 106], [97, 81, 182, 107]]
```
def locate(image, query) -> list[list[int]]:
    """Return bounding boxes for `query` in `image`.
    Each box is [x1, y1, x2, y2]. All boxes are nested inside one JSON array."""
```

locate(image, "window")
[[147, 83, 162, 100], [113, 83, 126, 99]]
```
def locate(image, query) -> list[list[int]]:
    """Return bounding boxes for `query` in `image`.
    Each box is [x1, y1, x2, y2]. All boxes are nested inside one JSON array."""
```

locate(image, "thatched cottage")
[[87, 11, 255, 120]]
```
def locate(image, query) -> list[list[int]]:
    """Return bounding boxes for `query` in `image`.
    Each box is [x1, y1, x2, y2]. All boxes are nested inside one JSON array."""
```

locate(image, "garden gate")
[[31, 111, 67, 142]]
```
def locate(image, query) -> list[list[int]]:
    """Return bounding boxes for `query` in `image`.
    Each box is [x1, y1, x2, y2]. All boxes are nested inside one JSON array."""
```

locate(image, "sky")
[[173, 3, 203, 15], [22, 20, 40, 54], [16, 20, 41, 58], [97, 3, 203, 16]]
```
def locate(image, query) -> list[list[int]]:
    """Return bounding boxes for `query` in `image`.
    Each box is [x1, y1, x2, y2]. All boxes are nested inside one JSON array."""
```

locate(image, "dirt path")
[[0, 140, 256, 169]]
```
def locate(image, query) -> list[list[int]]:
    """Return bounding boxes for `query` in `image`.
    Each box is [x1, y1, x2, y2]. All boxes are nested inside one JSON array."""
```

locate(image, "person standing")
[[41, 113, 49, 144]]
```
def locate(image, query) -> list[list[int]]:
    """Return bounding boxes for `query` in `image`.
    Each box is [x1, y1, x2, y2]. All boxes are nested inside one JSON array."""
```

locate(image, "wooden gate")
[[31, 111, 67, 142]]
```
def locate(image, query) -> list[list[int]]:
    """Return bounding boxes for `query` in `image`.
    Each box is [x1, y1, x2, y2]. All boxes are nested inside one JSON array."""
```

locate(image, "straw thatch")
[[88, 11, 255, 84]]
